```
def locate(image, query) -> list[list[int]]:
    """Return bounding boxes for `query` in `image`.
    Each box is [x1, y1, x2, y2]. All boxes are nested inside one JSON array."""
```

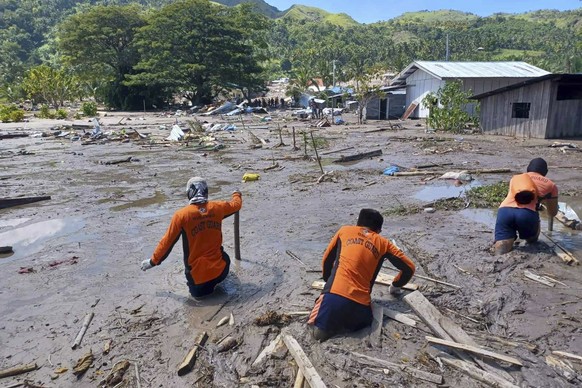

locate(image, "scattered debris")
[[216, 316, 229, 328], [102, 156, 133, 165], [72, 312, 94, 350], [426, 336, 523, 366], [217, 336, 238, 353], [281, 334, 326, 388], [72, 350, 93, 376], [333, 149, 382, 163], [438, 353, 518, 388], [18, 267, 35, 274], [383, 308, 417, 327], [545, 355, 577, 382], [242, 173, 260, 182], [178, 331, 208, 376], [352, 351, 443, 384], [101, 360, 130, 387], [252, 334, 284, 367], [48, 256, 79, 268], [254, 311, 293, 327]]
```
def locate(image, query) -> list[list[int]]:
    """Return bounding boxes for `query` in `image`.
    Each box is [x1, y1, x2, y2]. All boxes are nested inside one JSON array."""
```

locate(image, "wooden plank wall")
[[479, 80, 552, 138], [546, 82, 582, 138]]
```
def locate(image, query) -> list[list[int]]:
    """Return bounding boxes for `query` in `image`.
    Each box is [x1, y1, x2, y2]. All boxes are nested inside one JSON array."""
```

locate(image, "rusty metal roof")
[[391, 61, 550, 86]]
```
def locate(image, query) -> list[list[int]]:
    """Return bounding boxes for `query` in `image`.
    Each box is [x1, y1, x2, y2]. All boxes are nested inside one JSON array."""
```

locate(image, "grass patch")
[[384, 181, 509, 216]]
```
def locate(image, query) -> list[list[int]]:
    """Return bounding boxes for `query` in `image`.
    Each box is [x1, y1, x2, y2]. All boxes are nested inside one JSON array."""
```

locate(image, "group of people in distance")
[[140, 157, 557, 341]]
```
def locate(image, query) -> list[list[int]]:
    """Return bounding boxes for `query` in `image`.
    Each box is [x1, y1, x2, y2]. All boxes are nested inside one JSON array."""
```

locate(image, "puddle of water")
[[110, 191, 167, 211], [0, 218, 30, 229], [460, 208, 497, 226], [414, 180, 482, 202], [0, 218, 85, 262]]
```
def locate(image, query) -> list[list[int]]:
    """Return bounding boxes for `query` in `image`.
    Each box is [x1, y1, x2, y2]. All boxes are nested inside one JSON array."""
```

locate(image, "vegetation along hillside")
[[0, 0, 580, 112]]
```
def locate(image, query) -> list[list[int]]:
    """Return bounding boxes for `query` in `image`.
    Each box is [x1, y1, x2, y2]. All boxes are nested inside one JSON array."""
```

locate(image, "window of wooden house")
[[557, 84, 582, 100], [512, 102, 530, 118]]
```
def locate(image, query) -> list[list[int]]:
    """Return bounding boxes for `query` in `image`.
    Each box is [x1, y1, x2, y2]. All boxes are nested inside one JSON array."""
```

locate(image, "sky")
[[266, 0, 582, 23]]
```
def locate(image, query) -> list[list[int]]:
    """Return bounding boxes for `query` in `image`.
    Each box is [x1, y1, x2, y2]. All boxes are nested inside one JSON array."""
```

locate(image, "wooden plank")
[[370, 303, 383, 348], [177, 331, 208, 376], [552, 350, 582, 363], [383, 267, 457, 289], [523, 270, 555, 287], [252, 334, 283, 367], [281, 334, 326, 388], [439, 354, 519, 388], [333, 149, 382, 163], [311, 272, 418, 293], [401, 102, 418, 120], [0, 364, 37, 379], [426, 336, 523, 366], [383, 308, 417, 327], [540, 232, 579, 265], [352, 351, 443, 384], [404, 291, 516, 383], [293, 369, 305, 388], [72, 312, 95, 349], [0, 196, 51, 210]]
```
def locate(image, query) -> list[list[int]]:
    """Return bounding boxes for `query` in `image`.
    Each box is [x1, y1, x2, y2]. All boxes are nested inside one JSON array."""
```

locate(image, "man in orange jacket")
[[141, 177, 242, 297], [308, 209, 416, 341]]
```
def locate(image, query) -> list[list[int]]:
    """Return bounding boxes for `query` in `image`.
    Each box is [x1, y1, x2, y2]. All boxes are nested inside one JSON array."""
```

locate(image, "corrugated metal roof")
[[391, 61, 550, 86]]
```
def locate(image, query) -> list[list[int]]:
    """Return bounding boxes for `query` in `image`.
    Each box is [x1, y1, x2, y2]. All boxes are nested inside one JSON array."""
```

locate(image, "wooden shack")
[[472, 74, 582, 139]]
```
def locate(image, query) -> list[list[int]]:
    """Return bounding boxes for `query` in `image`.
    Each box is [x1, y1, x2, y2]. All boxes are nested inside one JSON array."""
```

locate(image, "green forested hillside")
[[0, 0, 581, 110]]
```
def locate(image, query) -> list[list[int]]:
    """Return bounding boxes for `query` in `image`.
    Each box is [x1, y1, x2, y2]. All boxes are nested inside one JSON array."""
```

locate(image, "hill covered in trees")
[[0, 0, 580, 110]]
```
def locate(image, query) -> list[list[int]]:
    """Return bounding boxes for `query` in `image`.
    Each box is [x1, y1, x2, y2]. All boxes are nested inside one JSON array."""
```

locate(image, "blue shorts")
[[186, 249, 230, 298], [308, 293, 372, 333], [494, 207, 540, 241]]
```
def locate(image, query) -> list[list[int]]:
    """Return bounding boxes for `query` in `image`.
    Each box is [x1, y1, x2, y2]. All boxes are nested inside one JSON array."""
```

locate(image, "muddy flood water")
[[1, 112, 581, 388]]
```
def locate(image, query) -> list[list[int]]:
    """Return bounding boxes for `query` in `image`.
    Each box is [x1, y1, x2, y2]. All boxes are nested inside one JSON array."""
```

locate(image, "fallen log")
[[72, 312, 94, 349], [426, 336, 523, 366], [0, 246, 13, 254], [0, 133, 29, 140], [0, 364, 37, 379], [0, 196, 51, 210], [103, 156, 133, 165], [352, 351, 443, 384], [178, 331, 208, 376], [281, 334, 326, 388], [439, 354, 518, 388], [333, 149, 382, 163]]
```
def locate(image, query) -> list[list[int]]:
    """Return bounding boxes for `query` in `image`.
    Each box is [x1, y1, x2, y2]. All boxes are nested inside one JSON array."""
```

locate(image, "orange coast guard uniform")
[[308, 226, 415, 333], [151, 193, 242, 287]]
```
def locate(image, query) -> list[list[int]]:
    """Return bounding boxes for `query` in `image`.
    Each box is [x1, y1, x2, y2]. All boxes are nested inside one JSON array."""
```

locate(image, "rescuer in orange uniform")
[[494, 158, 558, 255], [141, 177, 242, 297], [308, 209, 416, 341]]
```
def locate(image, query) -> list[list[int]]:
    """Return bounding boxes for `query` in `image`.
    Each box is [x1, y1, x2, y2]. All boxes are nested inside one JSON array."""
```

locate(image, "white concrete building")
[[390, 61, 550, 118]]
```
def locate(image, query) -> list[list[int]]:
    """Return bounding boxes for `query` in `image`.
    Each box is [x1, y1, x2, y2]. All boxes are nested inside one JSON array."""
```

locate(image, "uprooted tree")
[[422, 80, 479, 132]]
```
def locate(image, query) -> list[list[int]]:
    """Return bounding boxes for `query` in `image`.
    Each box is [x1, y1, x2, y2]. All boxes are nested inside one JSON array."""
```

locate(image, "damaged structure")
[[472, 74, 582, 139], [390, 61, 550, 118], [365, 86, 407, 120]]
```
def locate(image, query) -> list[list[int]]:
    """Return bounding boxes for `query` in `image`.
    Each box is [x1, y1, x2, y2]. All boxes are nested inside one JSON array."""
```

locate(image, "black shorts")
[[308, 293, 372, 333]]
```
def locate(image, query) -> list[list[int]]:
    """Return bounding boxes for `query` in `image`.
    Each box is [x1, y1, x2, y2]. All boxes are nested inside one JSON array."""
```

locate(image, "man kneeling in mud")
[[308, 209, 416, 341], [141, 177, 242, 298]]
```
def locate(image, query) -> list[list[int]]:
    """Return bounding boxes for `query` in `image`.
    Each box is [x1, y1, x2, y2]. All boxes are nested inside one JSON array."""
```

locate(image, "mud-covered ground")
[[1, 110, 581, 388]]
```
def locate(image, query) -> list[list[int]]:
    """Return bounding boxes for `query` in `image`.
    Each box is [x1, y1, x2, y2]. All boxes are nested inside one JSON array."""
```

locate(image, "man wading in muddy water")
[[308, 209, 416, 341], [141, 177, 242, 297], [494, 158, 558, 255]]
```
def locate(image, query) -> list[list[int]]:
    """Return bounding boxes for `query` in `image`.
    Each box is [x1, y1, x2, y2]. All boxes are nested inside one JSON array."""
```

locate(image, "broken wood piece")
[[281, 334, 326, 388], [311, 274, 418, 293], [229, 313, 235, 326], [72, 312, 94, 349], [438, 354, 518, 388], [469, 332, 537, 352], [404, 291, 516, 383], [370, 303, 383, 348], [133, 128, 147, 139], [216, 316, 229, 328], [135, 362, 142, 388], [293, 369, 305, 388], [178, 331, 208, 376], [552, 350, 582, 363], [103, 156, 133, 165], [333, 149, 382, 163], [545, 355, 577, 382], [414, 162, 454, 169], [0, 363, 38, 379], [384, 268, 458, 289], [352, 351, 443, 384], [426, 336, 523, 366], [252, 334, 283, 367], [285, 250, 306, 267], [383, 308, 417, 327], [540, 232, 579, 265], [443, 307, 480, 324], [523, 270, 555, 287], [0, 196, 51, 210]]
